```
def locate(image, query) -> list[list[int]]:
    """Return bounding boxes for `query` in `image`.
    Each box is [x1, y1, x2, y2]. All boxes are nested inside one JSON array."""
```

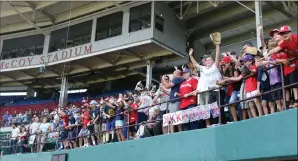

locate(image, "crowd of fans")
[[2, 24, 297, 155]]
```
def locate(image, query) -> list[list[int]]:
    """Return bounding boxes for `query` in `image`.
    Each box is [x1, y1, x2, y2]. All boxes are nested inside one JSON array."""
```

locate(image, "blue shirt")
[[91, 107, 100, 124], [170, 77, 184, 101], [257, 66, 270, 90], [3, 114, 9, 120], [115, 107, 124, 121]]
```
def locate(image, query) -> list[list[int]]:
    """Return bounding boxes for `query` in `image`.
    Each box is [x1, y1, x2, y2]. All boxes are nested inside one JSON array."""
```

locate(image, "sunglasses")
[[279, 31, 290, 36]]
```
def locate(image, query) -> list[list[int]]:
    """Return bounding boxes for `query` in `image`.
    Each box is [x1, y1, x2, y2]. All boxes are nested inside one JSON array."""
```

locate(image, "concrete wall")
[[153, 2, 187, 57], [2, 108, 297, 161]]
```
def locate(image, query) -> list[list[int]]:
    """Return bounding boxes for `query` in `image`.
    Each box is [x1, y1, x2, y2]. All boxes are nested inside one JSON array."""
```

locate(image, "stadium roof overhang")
[[0, 42, 181, 88], [1, 1, 297, 89]]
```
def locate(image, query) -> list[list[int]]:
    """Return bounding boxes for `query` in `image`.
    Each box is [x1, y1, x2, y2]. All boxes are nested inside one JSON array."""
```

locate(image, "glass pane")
[[35, 45, 43, 55], [82, 34, 91, 44], [10, 48, 18, 58], [96, 29, 108, 40], [155, 15, 164, 32], [109, 24, 122, 37], [73, 34, 83, 46], [110, 12, 123, 25], [129, 19, 141, 32], [130, 7, 140, 20], [141, 3, 151, 17], [140, 16, 151, 29]]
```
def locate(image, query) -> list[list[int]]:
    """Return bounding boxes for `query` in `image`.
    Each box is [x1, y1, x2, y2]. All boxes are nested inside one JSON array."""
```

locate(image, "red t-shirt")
[[241, 65, 258, 92], [128, 103, 138, 123], [272, 52, 296, 75], [179, 78, 198, 109], [82, 111, 91, 127], [279, 34, 298, 56], [227, 84, 233, 97], [61, 115, 69, 128]]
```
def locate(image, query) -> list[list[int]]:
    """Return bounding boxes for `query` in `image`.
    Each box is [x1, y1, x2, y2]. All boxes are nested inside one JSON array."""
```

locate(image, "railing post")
[[217, 88, 222, 125], [280, 64, 287, 110]]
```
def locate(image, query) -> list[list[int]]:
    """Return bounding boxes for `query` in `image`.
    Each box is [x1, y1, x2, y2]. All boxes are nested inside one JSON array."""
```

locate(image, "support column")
[[43, 34, 51, 55], [26, 86, 36, 98], [58, 74, 69, 108], [255, 1, 263, 49], [0, 38, 3, 55], [105, 81, 112, 91], [146, 60, 155, 89], [91, 17, 97, 43], [122, 10, 129, 35]]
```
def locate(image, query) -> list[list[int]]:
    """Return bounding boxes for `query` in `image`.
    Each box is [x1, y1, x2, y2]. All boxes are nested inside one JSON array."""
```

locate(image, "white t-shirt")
[[196, 64, 222, 92], [11, 128, 20, 140], [30, 122, 40, 134], [39, 123, 51, 133], [138, 95, 153, 115]]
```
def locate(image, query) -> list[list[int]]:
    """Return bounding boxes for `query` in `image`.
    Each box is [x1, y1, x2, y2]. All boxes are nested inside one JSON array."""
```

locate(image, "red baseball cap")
[[278, 25, 292, 34], [221, 56, 232, 64], [269, 29, 279, 37]]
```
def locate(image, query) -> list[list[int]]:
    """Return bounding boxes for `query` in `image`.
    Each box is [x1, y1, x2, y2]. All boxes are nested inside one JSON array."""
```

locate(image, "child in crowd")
[[224, 54, 263, 118], [115, 99, 126, 142]]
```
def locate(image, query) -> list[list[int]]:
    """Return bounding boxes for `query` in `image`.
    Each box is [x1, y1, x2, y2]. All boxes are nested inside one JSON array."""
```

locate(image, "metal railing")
[[1, 57, 297, 155]]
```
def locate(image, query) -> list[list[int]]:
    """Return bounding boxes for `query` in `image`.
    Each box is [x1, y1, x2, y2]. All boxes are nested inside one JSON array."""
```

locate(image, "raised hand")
[[189, 48, 194, 56], [258, 24, 262, 30]]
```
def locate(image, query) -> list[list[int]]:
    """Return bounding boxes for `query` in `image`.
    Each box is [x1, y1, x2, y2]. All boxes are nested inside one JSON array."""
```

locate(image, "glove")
[[210, 32, 221, 45]]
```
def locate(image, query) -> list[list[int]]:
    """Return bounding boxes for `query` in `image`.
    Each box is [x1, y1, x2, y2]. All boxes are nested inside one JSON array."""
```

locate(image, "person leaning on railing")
[[18, 125, 28, 153], [220, 54, 264, 118], [36, 117, 52, 152], [266, 25, 298, 108], [9, 122, 20, 154], [28, 116, 41, 153], [217, 53, 242, 122], [161, 69, 184, 133], [188, 32, 225, 127]]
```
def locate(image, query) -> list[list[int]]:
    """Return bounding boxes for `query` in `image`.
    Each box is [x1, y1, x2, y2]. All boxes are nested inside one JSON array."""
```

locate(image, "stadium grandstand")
[[0, 1, 297, 161]]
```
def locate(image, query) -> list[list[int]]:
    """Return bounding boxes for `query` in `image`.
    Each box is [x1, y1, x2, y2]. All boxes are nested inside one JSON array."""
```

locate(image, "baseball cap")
[[127, 97, 134, 101], [200, 55, 210, 59], [242, 54, 254, 62], [90, 100, 97, 105], [278, 25, 292, 34], [67, 112, 72, 116], [182, 68, 191, 73], [269, 29, 279, 37], [221, 56, 232, 64]]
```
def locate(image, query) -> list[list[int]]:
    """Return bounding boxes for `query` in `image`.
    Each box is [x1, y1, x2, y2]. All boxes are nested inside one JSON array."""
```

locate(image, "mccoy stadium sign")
[[0, 44, 92, 71]]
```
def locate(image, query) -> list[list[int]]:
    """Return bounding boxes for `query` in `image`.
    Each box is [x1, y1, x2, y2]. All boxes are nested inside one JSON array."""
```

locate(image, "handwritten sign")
[[162, 102, 219, 127]]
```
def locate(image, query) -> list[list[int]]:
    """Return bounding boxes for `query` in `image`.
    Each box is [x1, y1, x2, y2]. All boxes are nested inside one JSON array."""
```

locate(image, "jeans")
[[182, 104, 198, 131], [18, 140, 26, 153], [9, 139, 18, 154]]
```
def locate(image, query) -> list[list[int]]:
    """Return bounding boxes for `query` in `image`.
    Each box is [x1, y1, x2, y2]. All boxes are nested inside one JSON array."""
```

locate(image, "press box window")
[[155, 15, 164, 32], [129, 3, 151, 32], [49, 20, 92, 52], [96, 12, 123, 41]]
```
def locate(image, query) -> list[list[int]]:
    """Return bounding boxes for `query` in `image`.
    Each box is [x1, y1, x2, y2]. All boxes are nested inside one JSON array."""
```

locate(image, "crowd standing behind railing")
[[1, 24, 297, 155]]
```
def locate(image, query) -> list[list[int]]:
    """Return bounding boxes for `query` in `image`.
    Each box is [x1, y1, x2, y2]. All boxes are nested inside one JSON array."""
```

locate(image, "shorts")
[[106, 119, 115, 131], [137, 112, 147, 123], [284, 68, 298, 86], [67, 131, 75, 141], [115, 120, 124, 127], [271, 83, 283, 101], [78, 127, 89, 137], [60, 131, 68, 140], [246, 90, 259, 100], [94, 124, 101, 134], [229, 91, 240, 104], [169, 102, 180, 113], [261, 89, 273, 102], [128, 121, 137, 133], [199, 92, 210, 105]]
